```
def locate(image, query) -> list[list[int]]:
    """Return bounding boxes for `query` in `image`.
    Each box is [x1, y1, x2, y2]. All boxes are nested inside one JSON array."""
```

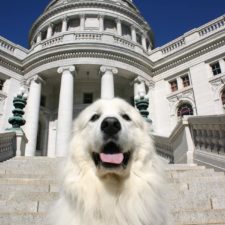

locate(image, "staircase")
[[0, 157, 225, 225]]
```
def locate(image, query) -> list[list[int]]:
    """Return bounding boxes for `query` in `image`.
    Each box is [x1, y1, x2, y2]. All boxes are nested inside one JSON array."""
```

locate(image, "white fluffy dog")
[[50, 98, 168, 225]]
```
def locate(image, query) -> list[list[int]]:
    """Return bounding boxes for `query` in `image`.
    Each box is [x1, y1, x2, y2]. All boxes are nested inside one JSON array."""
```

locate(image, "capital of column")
[[62, 16, 68, 22], [48, 23, 53, 29], [100, 66, 118, 75], [133, 76, 147, 85], [57, 66, 76, 74], [146, 80, 155, 90], [28, 75, 45, 85], [115, 18, 121, 23], [98, 14, 104, 19]]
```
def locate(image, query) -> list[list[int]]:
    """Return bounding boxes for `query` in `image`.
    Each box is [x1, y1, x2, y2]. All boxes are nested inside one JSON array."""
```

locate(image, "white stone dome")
[[29, 0, 154, 49]]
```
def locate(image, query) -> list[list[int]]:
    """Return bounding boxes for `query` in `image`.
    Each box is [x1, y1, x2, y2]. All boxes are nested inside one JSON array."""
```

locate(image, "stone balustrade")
[[32, 31, 143, 53], [114, 36, 135, 49], [153, 135, 174, 163], [0, 38, 15, 52], [150, 15, 225, 60], [153, 115, 225, 170], [161, 38, 185, 54], [42, 36, 63, 48], [0, 132, 16, 162], [0, 36, 28, 60], [199, 17, 225, 37], [74, 33, 102, 41], [189, 115, 225, 155]]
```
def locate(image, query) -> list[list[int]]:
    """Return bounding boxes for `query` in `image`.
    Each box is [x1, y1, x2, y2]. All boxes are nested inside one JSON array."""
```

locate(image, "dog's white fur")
[[50, 98, 168, 225]]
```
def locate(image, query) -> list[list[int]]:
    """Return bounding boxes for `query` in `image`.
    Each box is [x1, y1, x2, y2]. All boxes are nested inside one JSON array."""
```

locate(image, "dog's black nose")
[[101, 117, 121, 136]]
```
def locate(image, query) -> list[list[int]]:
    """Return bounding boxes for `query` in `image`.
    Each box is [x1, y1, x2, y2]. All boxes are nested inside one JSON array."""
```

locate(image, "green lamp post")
[[135, 96, 152, 124], [8, 88, 27, 130]]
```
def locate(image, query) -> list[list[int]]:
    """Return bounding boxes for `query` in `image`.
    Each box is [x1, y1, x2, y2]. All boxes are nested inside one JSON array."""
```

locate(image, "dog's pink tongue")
[[100, 153, 124, 164]]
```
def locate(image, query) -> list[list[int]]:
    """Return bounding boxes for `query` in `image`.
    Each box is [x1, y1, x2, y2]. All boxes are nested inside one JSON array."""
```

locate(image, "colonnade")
[[24, 65, 120, 157], [34, 15, 149, 50]]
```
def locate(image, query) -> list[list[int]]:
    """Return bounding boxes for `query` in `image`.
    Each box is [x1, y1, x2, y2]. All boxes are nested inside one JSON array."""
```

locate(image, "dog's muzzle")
[[92, 141, 131, 169]]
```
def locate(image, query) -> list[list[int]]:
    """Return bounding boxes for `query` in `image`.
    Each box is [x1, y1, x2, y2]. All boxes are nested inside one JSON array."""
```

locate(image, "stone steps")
[[0, 157, 224, 225]]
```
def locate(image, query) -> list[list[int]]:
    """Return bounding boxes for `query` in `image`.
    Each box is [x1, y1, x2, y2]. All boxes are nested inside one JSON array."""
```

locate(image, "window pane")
[[83, 93, 93, 104], [181, 75, 190, 87], [169, 80, 178, 92], [211, 62, 221, 76]]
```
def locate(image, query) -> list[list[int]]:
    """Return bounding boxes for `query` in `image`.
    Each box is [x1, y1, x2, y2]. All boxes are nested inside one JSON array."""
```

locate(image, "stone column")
[[139, 79, 147, 98], [134, 80, 139, 100], [55, 66, 75, 157], [99, 15, 104, 32], [100, 66, 118, 99], [142, 34, 147, 50], [47, 24, 53, 39], [116, 19, 122, 36], [62, 17, 68, 32], [36, 32, 42, 43], [25, 75, 43, 156], [177, 77, 183, 90], [131, 26, 137, 42], [80, 14, 85, 31]]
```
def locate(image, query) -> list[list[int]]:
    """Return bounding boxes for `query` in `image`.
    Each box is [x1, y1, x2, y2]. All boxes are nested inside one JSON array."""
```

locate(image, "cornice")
[[23, 47, 152, 75], [29, 1, 150, 42], [0, 51, 23, 74], [152, 38, 225, 76]]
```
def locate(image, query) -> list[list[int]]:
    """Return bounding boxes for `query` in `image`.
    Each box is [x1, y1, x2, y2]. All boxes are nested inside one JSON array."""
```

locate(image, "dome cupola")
[[29, 0, 154, 51]]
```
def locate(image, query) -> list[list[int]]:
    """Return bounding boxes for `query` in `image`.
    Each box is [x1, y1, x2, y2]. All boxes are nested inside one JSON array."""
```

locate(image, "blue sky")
[[0, 0, 225, 48]]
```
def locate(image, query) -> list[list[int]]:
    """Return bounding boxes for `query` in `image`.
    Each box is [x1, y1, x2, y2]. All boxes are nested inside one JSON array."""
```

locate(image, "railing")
[[153, 115, 225, 171], [0, 38, 15, 52], [74, 33, 102, 41], [0, 132, 16, 162], [199, 17, 225, 37], [32, 31, 141, 53], [161, 38, 185, 54], [153, 118, 193, 164], [42, 36, 63, 48], [114, 36, 135, 49], [150, 15, 225, 58], [189, 115, 225, 155], [0, 36, 28, 59], [153, 135, 174, 163]]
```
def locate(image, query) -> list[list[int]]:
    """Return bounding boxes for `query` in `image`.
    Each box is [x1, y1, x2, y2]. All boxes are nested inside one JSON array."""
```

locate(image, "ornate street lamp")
[[135, 96, 152, 124], [8, 87, 28, 130]]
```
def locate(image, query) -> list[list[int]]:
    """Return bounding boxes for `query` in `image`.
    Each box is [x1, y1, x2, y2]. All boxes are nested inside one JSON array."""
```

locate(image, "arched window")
[[221, 89, 225, 106], [177, 103, 193, 117]]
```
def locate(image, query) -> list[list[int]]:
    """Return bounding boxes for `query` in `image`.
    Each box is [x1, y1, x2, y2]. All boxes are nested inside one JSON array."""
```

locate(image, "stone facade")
[[0, 0, 225, 157]]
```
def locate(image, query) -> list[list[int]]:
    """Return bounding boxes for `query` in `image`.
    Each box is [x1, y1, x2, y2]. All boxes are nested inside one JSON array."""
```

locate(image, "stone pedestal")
[[15, 129, 28, 156]]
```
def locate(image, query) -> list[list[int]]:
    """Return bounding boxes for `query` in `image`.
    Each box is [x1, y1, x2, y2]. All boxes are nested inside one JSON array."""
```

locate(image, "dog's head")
[[70, 98, 153, 177]]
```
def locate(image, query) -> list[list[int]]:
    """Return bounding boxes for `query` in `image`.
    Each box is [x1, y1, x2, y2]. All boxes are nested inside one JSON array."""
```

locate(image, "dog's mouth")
[[92, 142, 131, 169]]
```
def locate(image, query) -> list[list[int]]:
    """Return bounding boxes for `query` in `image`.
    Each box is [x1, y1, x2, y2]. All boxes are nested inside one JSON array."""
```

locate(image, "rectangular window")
[[104, 18, 116, 33], [53, 22, 62, 35], [169, 80, 178, 92], [181, 75, 190, 87], [0, 79, 5, 91], [68, 18, 80, 31], [211, 62, 221, 76], [122, 23, 131, 39], [83, 93, 93, 104], [136, 32, 142, 45]]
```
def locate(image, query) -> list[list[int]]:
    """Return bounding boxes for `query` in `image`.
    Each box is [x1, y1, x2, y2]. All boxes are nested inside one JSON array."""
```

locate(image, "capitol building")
[[0, 0, 225, 165]]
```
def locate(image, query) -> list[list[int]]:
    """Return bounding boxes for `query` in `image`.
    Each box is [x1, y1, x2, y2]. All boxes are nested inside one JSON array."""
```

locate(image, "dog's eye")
[[122, 114, 131, 121], [90, 114, 100, 122]]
